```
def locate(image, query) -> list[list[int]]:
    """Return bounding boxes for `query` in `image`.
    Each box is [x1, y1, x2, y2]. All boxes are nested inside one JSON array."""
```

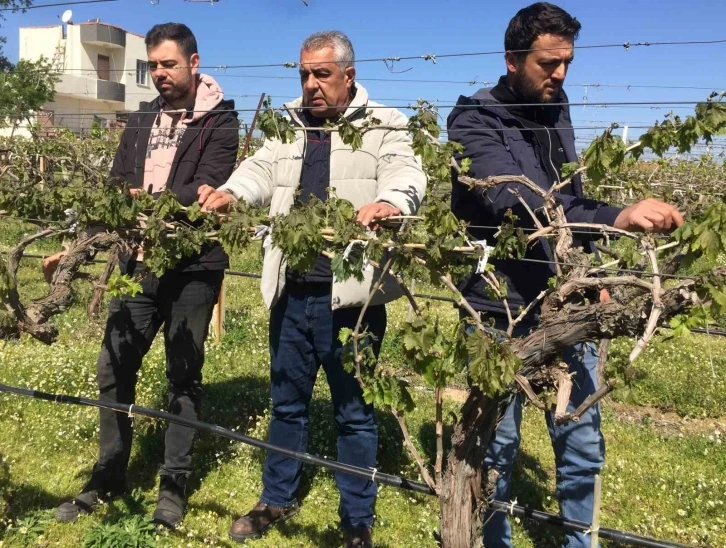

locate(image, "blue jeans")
[[260, 281, 386, 530], [471, 320, 605, 548]]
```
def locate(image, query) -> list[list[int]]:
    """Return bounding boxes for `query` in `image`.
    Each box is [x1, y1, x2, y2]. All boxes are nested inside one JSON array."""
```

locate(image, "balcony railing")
[[79, 23, 126, 49], [57, 74, 125, 104]]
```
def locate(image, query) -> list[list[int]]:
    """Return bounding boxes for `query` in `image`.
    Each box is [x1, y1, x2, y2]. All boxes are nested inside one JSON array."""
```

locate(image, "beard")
[[154, 70, 193, 105], [511, 67, 559, 104]]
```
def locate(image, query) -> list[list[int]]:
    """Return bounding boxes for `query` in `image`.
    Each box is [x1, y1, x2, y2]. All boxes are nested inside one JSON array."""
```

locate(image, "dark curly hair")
[[505, 3, 581, 55]]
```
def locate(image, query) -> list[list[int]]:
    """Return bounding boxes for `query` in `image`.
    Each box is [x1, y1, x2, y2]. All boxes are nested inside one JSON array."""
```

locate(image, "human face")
[[506, 34, 574, 103], [147, 40, 199, 108], [299, 46, 355, 119]]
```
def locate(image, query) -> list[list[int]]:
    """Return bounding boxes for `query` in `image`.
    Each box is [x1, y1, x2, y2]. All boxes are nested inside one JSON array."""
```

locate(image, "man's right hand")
[[42, 251, 66, 284], [613, 198, 684, 233], [198, 184, 236, 212]]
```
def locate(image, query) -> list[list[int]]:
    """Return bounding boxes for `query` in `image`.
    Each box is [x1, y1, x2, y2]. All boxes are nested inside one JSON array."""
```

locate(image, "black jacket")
[[448, 82, 622, 321], [110, 96, 239, 272]]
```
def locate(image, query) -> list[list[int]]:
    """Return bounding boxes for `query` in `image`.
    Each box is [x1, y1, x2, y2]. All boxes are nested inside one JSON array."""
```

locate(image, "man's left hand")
[[357, 202, 401, 229]]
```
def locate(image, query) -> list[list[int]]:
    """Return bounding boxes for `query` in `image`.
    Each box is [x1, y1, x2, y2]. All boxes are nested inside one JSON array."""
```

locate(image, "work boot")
[[344, 527, 373, 548], [55, 465, 126, 523], [228, 500, 300, 543], [152, 473, 188, 530]]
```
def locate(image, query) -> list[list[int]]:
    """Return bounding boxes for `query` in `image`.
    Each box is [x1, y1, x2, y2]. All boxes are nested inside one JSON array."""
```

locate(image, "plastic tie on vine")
[[472, 239, 493, 275]]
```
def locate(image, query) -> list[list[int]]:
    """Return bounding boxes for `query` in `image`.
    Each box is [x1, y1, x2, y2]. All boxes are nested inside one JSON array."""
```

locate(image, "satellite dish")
[[61, 10, 73, 23]]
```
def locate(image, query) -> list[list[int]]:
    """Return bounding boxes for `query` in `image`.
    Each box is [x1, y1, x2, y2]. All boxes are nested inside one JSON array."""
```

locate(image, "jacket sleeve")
[[109, 121, 135, 184], [175, 111, 240, 206], [449, 109, 621, 227], [217, 137, 277, 207], [374, 108, 427, 215]]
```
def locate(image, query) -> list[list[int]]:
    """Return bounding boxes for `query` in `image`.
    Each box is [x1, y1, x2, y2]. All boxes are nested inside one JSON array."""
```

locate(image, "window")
[[136, 60, 148, 86]]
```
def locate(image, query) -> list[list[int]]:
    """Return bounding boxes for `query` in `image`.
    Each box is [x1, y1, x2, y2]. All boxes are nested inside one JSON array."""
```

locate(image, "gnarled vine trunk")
[[438, 276, 714, 547]]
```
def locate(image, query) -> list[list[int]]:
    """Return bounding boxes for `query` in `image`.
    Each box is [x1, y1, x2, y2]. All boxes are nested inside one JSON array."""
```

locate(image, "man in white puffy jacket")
[[198, 31, 426, 548]]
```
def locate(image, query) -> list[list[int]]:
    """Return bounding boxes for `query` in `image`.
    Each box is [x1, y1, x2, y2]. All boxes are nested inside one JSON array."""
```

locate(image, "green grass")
[[0, 234, 725, 547]]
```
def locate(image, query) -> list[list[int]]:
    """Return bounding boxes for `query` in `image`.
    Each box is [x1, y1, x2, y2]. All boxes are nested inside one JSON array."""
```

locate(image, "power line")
[[10, 100, 723, 118], [6, 38, 726, 74], [0, 0, 117, 10]]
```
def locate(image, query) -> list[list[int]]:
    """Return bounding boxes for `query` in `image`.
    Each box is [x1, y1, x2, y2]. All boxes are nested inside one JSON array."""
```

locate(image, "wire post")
[[591, 474, 602, 548], [237, 92, 266, 166], [622, 125, 629, 144]]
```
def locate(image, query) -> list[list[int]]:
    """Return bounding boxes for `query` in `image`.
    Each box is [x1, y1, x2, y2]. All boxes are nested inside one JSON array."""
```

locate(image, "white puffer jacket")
[[219, 83, 427, 310]]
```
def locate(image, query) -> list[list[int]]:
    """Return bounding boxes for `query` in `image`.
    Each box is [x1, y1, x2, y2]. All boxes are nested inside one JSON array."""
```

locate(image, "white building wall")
[[64, 24, 88, 76], [18, 26, 61, 63], [122, 32, 157, 112]]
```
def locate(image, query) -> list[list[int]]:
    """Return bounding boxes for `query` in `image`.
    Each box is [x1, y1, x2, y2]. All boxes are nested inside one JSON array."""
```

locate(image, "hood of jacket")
[[139, 73, 230, 123], [184, 73, 226, 124]]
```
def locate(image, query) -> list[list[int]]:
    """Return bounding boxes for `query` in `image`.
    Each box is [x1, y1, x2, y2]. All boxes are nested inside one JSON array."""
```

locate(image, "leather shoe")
[[229, 500, 300, 542], [344, 527, 373, 548]]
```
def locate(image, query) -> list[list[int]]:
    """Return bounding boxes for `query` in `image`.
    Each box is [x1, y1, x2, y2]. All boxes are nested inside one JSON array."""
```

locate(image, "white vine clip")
[[472, 239, 494, 275]]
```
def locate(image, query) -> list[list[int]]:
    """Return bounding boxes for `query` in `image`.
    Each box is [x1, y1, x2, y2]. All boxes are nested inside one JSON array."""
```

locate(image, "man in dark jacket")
[[448, 4, 683, 547], [52, 23, 239, 529]]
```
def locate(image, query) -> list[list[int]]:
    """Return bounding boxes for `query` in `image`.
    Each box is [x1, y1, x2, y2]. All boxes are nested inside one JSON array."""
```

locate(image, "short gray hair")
[[300, 30, 355, 71]]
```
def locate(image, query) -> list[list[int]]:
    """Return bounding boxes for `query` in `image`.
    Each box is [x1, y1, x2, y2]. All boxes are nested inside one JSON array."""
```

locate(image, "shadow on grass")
[[4, 483, 66, 521], [6, 360, 410, 542], [125, 369, 407, 516], [509, 450, 560, 548]]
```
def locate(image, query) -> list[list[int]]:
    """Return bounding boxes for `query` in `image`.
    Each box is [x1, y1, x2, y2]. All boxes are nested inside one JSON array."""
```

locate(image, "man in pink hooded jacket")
[[51, 23, 239, 529]]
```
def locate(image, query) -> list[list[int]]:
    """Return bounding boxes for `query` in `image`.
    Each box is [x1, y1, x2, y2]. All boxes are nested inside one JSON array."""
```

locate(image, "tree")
[[0, 57, 58, 136], [0, 1, 32, 70], [0, 1, 55, 137]]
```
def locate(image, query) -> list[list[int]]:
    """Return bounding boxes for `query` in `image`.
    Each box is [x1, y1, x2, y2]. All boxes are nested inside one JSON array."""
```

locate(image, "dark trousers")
[[260, 281, 386, 530], [94, 267, 223, 481]]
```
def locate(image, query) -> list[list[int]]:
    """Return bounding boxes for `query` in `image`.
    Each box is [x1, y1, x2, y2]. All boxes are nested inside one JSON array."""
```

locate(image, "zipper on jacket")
[[544, 126, 560, 184], [134, 127, 140, 186]]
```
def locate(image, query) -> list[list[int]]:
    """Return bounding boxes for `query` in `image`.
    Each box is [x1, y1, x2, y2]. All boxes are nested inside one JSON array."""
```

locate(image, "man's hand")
[[599, 288, 611, 303], [613, 198, 684, 233], [357, 202, 401, 230], [129, 187, 144, 197], [198, 184, 236, 212], [42, 251, 66, 284]]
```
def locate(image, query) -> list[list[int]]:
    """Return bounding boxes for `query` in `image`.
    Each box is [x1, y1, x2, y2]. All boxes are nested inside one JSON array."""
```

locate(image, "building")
[[14, 20, 157, 135]]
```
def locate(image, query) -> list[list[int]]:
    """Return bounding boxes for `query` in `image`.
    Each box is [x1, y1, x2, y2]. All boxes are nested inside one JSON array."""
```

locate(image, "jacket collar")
[[456, 77, 574, 129]]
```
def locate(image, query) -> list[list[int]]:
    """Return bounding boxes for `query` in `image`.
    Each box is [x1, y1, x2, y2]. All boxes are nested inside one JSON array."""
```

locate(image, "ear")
[[504, 51, 519, 75], [344, 66, 356, 90], [189, 52, 200, 75]]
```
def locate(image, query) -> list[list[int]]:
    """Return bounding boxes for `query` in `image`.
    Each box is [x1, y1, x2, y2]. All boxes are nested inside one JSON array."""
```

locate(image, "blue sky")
[[2, 0, 726, 145]]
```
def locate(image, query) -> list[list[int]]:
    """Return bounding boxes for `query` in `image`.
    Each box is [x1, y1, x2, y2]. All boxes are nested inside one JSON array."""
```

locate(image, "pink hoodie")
[[143, 74, 225, 194]]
